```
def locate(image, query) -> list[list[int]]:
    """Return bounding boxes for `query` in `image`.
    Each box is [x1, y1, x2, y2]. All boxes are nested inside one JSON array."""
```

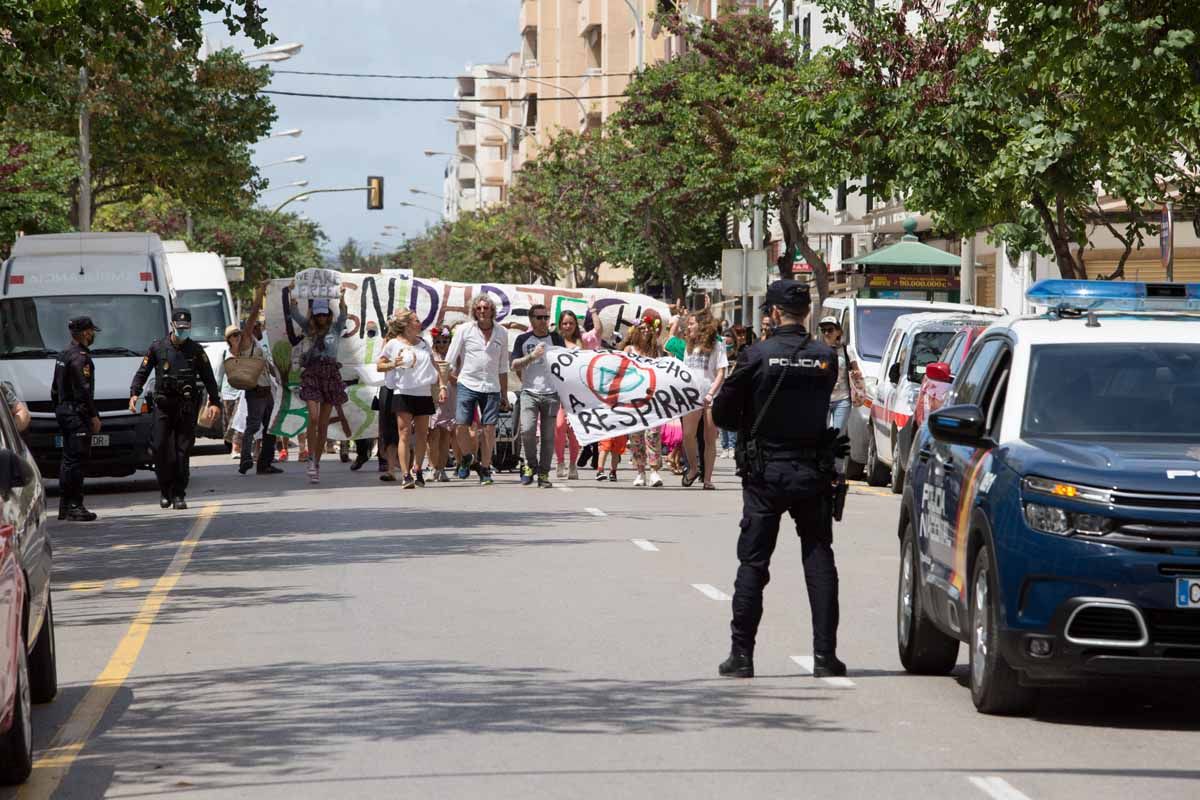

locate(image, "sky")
[[203, 0, 518, 257]]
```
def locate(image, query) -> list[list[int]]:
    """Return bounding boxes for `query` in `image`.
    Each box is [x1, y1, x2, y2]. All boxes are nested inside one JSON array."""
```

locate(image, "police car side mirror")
[[928, 404, 991, 448], [925, 361, 952, 384], [0, 449, 31, 494], [887, 362, 901, 384]]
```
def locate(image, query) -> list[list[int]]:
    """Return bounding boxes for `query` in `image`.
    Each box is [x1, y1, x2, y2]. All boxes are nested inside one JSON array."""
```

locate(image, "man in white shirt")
[[444, 293, 511, 485]]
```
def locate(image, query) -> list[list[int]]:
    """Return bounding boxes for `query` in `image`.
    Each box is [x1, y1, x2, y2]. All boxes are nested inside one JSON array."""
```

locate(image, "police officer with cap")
[[129, 308, 221, 510], [53, 316, 102, 521], [712, 280, 849, 679]]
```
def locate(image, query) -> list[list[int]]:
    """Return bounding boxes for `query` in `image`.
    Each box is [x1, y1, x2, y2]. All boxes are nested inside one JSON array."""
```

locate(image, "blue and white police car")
[[898, 279, 1200, 714]]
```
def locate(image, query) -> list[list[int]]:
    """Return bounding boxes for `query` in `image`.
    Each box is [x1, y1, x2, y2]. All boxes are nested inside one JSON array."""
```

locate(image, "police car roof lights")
[[1026, 279, 1200, 312]]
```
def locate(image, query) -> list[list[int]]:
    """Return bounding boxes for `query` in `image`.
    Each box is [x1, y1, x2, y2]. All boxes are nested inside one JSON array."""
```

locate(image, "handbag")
[[224, 354, 267, 391]]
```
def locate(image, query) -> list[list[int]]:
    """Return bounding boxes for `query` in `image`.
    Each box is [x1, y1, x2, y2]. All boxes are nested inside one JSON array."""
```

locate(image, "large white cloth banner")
[[260, 272, 671, 440], [546, 347, 710, 445]]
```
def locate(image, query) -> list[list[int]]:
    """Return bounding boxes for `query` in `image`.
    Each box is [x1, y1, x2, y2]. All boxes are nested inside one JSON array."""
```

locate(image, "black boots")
[[160, 496, 172, 509], [813, 653, 847, 678], [63, 506, 97, 522], [718, 650, 755, 678]]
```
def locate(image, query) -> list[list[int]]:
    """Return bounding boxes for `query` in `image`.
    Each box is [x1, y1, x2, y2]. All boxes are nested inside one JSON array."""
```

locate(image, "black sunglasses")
[[532, 314, 550, 320]]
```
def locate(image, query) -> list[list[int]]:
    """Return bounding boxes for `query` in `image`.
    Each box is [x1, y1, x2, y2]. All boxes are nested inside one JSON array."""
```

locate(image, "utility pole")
[[78, 66, 91, 232], [961, 234, 976, 305]]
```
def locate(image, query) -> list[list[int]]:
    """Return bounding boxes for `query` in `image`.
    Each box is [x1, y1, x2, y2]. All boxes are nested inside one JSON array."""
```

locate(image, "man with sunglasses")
[[511, 303, 565, 488], [445, 293, 511, 485]]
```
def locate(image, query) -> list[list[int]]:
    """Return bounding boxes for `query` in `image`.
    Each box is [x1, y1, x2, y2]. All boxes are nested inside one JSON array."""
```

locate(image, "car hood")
[[1010, 438, 1200, 494]]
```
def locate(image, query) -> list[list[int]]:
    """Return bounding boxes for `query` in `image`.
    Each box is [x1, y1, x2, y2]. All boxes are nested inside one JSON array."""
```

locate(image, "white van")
[[820, 297, 1003, 478], [163, 243, 237, 439], [0, 233, 174, 478]]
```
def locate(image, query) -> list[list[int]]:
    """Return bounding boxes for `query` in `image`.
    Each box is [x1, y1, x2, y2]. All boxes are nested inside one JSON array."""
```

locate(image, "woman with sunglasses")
[[377, 310, 448, 488], [428, 325, 456, 482], [554, 303, 603, 478]]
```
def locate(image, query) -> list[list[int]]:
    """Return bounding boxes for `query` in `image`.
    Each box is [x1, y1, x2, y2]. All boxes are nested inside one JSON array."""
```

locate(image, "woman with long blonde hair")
[[623, 313, 665, 488], [681, 312, 727, 489], [376, 309, 448, 487]]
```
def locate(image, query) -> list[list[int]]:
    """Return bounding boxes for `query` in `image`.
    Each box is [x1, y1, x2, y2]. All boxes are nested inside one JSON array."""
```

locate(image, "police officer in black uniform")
[[53, 317, 102, 522], [712, 280, 848, 679], [129, 309, 221, 510]]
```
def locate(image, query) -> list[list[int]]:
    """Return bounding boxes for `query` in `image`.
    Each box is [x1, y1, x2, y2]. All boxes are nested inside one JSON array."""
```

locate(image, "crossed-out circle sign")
[[585, 352, 657, 408]]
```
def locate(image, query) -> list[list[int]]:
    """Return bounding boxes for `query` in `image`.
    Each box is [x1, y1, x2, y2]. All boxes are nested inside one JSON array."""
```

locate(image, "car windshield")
[[1024, 343, 1200, 439], [908, 331, 956, 382], [176, 289, 230, 343], [855, 306, 929, 361], [0, 295, 168, 358]]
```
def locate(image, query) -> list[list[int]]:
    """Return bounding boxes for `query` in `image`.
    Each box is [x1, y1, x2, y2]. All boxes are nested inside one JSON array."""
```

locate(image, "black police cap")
[[172, 308, 192, 328], [761, 280, 811, 311], [68, 316, 101, 333]]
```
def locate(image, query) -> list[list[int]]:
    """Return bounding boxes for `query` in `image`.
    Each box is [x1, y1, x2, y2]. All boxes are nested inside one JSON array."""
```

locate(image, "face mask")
[[367, 329, 378, 338], [175, 328, 191, 341]]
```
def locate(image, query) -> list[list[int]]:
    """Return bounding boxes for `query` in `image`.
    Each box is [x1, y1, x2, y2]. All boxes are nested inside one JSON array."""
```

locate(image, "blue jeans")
[[455, 384, 501, 426], [720, 428, 738, 449], [828, 399, 851, 433]]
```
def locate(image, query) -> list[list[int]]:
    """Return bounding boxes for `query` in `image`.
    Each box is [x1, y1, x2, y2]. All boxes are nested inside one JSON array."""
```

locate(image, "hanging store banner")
[[865, 274, 960, 290]]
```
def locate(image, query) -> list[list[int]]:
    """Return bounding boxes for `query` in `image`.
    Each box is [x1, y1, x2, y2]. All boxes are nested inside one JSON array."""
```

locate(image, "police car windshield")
[[1024, 343, 1200, 439], [856, 306, 928, 362], [175, 290, 230, 344], [908, 331, 956, 382], [0, 295, 168, 359]]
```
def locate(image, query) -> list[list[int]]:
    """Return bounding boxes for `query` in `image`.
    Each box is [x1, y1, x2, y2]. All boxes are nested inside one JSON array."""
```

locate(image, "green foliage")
[[393, 205, 557, 285], [0, 122, 78, 256]]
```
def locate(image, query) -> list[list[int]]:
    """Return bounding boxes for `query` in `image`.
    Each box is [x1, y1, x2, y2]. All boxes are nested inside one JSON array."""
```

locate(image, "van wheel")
[[29, 596, 57, 704], [969, 547, 1036, 715], [890, 438, 906, 494], [898, 522, 959, 674], [0, 636, 33, 785], [844, 459, 865, 481], [865, 428, 890, 487]]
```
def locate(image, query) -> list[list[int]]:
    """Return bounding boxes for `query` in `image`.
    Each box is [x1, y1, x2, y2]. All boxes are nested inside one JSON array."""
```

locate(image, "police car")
[[898, 279, 1200, 714]]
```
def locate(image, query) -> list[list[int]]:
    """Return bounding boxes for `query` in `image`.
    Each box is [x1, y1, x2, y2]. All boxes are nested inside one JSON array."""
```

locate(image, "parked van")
[[819, 297, 1003, 478], [0, 233, 174, 478], [163, 242, 236, 440]]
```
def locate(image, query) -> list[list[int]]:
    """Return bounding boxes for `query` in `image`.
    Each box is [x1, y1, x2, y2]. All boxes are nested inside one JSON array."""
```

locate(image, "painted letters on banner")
[[546, 347, 709, 445]]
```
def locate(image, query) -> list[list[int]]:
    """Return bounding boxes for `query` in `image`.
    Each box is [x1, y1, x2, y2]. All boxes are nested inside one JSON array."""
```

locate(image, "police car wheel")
[[969, 547, 1036, 715], [897, 522, 958, 674], [865, 427, 890, 487], [889, 437, 906, 495]]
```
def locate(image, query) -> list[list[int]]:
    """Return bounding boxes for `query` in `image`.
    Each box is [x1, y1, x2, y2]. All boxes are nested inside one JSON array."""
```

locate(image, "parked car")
[[912, 324, 990, 431], [819, 298, 1003, 479], [866, 314, 999, 493], [0, 394, 57, 783]]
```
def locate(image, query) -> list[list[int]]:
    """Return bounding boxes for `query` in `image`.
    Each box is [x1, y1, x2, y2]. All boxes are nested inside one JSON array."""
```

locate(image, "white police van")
[[899, 279, 1200, 714]]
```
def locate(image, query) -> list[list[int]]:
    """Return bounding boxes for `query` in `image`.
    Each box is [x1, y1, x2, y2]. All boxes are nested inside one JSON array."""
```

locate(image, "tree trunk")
[[1030, 192, 1087, 280], [779, 185, 831, 315]]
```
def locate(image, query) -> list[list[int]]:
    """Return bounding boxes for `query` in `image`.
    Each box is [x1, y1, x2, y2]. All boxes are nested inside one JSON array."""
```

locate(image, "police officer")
[[53, 317, 102, 522], [712, 280, 847, 679], [129, 309, 221, 510]]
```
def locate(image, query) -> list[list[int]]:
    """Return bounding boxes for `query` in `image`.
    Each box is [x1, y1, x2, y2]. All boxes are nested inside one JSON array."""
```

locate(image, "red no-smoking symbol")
[[585, 353, 657, 408]]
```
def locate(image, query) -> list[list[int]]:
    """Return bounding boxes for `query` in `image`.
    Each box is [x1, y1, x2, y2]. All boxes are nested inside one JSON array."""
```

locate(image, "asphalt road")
[[7, 451, 1200, 799]]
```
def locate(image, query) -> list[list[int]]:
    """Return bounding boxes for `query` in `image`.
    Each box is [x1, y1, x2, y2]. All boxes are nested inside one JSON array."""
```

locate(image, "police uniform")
[[129, 309, 220, 509], [712, 281, 844, 678], [53, 317, 101, 521]]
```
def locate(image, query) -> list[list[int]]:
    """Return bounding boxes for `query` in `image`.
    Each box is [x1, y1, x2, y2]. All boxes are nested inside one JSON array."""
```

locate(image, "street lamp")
[[424, 149, 482, 198], [623, 0, 645, 73], [270, 128, 303, 138], [485, 68, 587, 123], [264, 179, 309, 193], [446, 114, 532, 136], [245, 42, 303, 63], [410, 188, 446, 200], [263, 155, 306, 168], [398, 201, 442, 215]]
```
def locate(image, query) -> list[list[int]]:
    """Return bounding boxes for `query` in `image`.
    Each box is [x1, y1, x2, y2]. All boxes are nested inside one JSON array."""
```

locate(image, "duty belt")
[[765, 447, 823, 461]]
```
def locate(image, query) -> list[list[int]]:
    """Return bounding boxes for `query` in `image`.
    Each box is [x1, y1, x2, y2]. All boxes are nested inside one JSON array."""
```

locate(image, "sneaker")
[[718, 650, 754, 678], [633, 472, 646, 487], [230, 450, 240, 460], [520, 465, 534, 486], [306, 461, 317, 478], [309, 465, 320, 485], [339, 443, 350, 463], [568, 464, 579, 480], [537, 472, 553, 488], [64, 506, 98, 522], [596, 471, 607, 482], [414, 469, 426, 487], [238, 462, 252, 475], [159, 496, 172, 509], [608, 470, 618, 483], [557, 462, 567, 479], [479, 467, 494, 486], [649, 469, 664, 487], [402, 476, 416, 489], [172, 497, 188, 510], [457, 453, 474, 480], [435, 468, 451, 483], [278, 446, 289, 462]]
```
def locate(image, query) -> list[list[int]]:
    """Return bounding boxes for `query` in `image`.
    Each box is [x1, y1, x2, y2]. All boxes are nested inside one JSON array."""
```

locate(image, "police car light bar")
[[1026, 279, 1200, 311]]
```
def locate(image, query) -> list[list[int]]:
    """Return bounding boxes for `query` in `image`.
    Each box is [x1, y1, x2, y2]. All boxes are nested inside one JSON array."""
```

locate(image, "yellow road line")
[[20, 503, 220, 800]]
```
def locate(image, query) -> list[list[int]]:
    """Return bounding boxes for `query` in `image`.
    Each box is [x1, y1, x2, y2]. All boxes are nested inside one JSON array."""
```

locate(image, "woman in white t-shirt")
[[376, 310, 448, 488], [681, 312, 728, 490]]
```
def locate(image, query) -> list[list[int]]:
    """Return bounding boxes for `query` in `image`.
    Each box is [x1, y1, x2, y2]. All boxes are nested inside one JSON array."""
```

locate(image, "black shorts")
[[391, 392, 436, 417]]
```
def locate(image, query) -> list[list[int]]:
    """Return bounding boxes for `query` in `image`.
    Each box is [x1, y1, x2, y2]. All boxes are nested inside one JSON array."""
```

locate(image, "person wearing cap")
[[818, 316, 864, 464], [288, 284, 349, 485], [227, 281, 283, 477], [712, 280, 848, 680], [129, 308, 221, 510], [52, 316, 102, 521]]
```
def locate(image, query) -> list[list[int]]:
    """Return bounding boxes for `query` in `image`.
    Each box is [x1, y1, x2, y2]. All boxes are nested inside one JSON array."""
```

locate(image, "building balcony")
[[578, 0, 602, 37], [519, 0, 537, 35], [480, 160, 507, 186], [456, 128, 476, 149], [457, 161, 477, 181], [479, 84, 508, 103], [478, 127, 508, 147]]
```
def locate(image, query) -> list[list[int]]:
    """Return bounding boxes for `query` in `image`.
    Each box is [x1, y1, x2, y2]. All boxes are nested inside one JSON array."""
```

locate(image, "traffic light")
[[367, 176, 384, 210]]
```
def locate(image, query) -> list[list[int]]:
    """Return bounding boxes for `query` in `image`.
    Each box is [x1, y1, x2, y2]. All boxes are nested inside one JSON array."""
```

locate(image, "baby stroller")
[[491, 390, 522, 472]]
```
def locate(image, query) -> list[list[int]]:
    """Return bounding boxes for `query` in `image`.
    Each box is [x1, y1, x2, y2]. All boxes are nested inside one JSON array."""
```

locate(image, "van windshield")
[[176, 289, 231, 343], [908, 331, 957, 381], [855, 306, 927, 362], [0, 295, 168, 358]]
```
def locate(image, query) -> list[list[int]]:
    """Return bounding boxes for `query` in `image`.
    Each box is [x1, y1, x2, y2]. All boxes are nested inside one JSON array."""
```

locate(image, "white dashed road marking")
[[584, 507, 606, 517], [691, 583, 731, 602], [967, 776, 1034, 800], [790, 655, 856, 688], [631, 539, 659, 551]]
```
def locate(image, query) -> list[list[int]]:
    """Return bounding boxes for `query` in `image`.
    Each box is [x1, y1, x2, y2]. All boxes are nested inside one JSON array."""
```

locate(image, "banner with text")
[[546, 347, 709, 445]]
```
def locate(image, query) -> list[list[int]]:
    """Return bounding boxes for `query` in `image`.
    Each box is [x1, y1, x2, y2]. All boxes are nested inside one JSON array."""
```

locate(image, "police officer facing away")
[[53, 317, 103, 521], [712, 280, 847, 679], [129, 309, 221, 510]]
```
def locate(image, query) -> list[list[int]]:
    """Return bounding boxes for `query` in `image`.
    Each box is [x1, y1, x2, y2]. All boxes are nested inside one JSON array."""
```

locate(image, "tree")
[[0, 123, 78, 256], [393, 205, 558, 285]]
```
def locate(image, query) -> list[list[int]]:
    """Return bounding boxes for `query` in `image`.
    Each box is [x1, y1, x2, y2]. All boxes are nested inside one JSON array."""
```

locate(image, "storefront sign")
[[865, 274, 960, 290]]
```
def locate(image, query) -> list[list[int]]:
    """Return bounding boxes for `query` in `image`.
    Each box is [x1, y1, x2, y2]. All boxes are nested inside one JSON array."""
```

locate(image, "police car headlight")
[[1023, 476, 1113, 505], [1024, 503, 1071, 534]]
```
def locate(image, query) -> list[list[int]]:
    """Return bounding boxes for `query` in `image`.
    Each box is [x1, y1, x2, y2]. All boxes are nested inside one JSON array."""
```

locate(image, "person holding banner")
[[289, 284, 349, 485], [681, 313, 728, 490], [555, 306, 603, 478], [623, 314, 666, 488], [377, 310, 447, 488], [445, 293, 510, 486]]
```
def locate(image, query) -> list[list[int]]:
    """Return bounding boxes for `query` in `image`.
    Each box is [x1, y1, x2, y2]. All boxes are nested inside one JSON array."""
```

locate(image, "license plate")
[[1176, 578, 1200, 608], [53, 434, 110, 448]]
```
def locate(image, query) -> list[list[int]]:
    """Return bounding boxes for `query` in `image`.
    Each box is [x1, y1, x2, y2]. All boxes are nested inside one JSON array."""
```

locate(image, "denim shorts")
[[456, 384, 501, 426]]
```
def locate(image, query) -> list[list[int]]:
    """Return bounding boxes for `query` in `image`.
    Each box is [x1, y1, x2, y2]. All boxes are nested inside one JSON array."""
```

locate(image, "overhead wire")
[[261, 89, 627, 102], [270, 68, 641, 81]]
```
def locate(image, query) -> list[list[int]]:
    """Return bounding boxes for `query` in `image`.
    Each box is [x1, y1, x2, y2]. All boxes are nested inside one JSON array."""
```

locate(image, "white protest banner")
[[261, 271, 671, 441], [546, 347, 709, 445], [294, 267, 341, 300]]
